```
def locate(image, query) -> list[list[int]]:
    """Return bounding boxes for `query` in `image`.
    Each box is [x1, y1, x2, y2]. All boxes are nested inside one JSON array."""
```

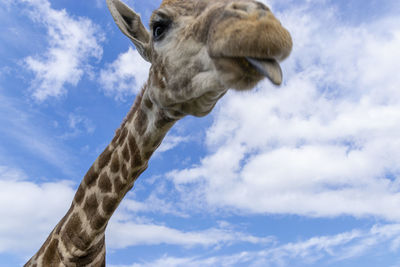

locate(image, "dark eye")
[[153, 21, 170, 41]]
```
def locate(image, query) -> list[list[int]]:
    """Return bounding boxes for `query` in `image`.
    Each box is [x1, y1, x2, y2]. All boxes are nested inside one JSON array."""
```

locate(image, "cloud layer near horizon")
[[109, 223, 400, 267]]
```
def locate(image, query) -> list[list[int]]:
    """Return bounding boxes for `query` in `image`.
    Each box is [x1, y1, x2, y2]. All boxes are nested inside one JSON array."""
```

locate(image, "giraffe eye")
[[153, 21, 170, 41]]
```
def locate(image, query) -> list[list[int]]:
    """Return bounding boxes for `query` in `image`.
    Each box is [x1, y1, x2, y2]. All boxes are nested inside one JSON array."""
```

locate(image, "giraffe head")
[[107, 0, 292, 117]]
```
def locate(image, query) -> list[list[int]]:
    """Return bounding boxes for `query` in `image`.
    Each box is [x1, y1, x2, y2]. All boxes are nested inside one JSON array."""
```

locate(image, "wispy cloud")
[[0, 94, 76, 176], [60, 112, 95, 139], [121, 196, 189, 218], [16, 0, 104, 101], [157, 134, 190, 153], [107, 219, 272, 250], [0, 166, 27, 181]]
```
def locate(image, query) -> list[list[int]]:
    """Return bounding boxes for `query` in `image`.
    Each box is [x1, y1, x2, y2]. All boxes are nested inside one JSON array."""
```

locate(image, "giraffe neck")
[[25, 83, 180, 266]]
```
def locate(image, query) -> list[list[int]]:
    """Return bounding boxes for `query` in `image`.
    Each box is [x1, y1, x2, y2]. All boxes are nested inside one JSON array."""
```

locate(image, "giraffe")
[[25, 0, 292, 266]]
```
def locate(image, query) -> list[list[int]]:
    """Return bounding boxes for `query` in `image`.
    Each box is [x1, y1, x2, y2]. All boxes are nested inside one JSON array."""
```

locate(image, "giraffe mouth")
[[245, 57, 282, 86]]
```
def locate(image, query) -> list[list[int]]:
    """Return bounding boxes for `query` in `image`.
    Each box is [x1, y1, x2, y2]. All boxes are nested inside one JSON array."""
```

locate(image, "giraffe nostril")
[[231, 2, 250, 12], [256, 2, 270, 12], [228, 1, 270, 16], [228, 2, 250, 14]]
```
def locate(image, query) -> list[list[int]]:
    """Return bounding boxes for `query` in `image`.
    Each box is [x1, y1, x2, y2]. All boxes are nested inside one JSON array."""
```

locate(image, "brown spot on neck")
[[117, 127, 128, 146], [63, 213, 91, 251], [134, 108, 148, 136], [121, 163, 128, 179], [75, 185, 85, 205], [98, 147, 112, 170], [42, 239, 61, 265], [69, 236, 105, 265], [122, 143, 130, 161], [128, 132, 143, 167], [102, 195, 119, 215], [83, 194, 99, 220], [114, 175, 127, 193], [98, 173, 112, 193], [84, 166, 99, 188], [110, 153, 120, 173], [91, 213, 108, 231]]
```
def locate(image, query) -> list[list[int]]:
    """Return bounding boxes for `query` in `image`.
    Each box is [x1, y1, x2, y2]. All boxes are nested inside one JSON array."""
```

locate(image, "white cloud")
[[0, 166, 27, 181], [164, 3, 400, 221], [68, 113, 95, 134], [19, 0, 104, 101], [121, 195, 189, 218], [157, 134, 190, 153], [107, 219, 272, 250], [95, 0, 104, 9], [60, 112, 96, 139], [0, 166, 75, 255], [100, 47, 150, 100], [108, 194, 272, 250], [110, 224, 400, 267]]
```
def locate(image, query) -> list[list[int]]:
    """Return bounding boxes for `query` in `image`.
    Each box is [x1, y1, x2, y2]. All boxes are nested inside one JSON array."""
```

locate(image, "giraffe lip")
[[245, 57, 283, 86]]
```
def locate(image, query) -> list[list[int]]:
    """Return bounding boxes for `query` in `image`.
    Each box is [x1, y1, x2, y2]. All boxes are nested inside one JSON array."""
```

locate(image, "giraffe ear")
[[106, 0, 151, 62]]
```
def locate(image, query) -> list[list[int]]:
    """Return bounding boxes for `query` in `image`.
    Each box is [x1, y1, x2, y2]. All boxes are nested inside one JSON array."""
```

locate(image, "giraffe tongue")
[[246, 57, 283, 86]]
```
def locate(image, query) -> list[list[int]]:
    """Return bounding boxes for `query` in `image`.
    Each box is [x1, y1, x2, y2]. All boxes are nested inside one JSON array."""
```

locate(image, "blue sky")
[[0, 0, 400, 266]]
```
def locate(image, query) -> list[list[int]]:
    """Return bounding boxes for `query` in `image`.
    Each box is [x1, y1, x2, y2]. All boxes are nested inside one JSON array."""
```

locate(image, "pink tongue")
[[246, 57, 283, 86]]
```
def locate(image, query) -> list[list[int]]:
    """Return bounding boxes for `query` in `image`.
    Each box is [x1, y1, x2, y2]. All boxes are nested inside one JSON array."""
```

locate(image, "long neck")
[[25, 85, 179, 266]]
